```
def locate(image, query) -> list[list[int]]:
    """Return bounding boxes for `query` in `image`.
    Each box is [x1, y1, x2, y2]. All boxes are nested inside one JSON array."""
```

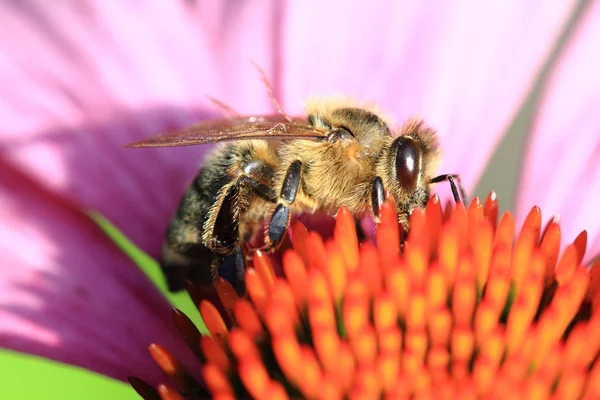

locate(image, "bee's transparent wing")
[[125, 115, 327, 148]]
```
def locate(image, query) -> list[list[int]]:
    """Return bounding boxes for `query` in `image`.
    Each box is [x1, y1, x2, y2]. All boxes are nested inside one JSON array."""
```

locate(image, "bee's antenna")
[[250, 60, 293, 123]]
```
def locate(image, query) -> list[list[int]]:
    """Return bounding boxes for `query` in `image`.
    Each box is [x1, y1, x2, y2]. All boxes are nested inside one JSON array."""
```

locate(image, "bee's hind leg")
[[263, 160, 302, 252], [218, 247, 247, 295]]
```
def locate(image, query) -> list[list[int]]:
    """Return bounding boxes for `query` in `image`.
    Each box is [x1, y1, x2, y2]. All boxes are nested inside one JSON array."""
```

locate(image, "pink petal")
[[280, 0, 578, 200], [516, 2, 600, 262], [0, 1, 281, 256], [0, 159, 199, 385]]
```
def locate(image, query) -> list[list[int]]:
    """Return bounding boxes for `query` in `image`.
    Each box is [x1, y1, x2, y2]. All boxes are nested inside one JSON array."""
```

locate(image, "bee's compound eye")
[[392, 136, 421, 190]]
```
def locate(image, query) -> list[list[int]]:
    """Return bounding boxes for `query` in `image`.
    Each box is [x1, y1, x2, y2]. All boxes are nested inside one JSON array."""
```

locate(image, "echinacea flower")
[[1, 1, 599, 399], [134, 196, 600, 399]]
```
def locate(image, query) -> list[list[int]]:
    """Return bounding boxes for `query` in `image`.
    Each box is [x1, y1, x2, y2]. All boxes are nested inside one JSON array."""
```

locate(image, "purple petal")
[[516, 2, 600, 262], [0, 1, 281, 256], [0, 159, 199, 385], [280, 0, 578, 198]]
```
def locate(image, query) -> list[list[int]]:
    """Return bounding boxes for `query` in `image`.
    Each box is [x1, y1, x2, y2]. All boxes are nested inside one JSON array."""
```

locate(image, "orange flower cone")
[[130, 193, 600, 400]]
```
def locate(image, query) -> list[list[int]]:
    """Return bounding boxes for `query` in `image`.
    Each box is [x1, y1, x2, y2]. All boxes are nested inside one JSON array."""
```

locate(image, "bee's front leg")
[[263, 160, 302, 252], [370, 176, 385, 223], [429, 174, 467, 204]]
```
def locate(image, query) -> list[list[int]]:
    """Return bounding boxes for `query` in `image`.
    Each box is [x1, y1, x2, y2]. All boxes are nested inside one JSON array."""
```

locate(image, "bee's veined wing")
[[125, 115, 328, 148]]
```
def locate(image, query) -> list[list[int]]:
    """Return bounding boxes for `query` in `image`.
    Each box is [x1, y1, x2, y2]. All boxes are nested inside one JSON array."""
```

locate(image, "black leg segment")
[[280, 160, 302, 203], [430, 174, 467, 205], [371, 176, 385, 219], [264, 160, 303, 251]]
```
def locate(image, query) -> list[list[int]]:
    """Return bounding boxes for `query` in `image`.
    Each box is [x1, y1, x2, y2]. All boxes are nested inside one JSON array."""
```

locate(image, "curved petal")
[[0, 159, 199, 385], [516, 2, 600, 261], [280, 0, 577, 198], [0, 0, 281, 255]]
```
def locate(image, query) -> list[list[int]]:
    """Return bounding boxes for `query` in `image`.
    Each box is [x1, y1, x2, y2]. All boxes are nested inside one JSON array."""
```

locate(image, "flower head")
[[134, 194, 600, 399]]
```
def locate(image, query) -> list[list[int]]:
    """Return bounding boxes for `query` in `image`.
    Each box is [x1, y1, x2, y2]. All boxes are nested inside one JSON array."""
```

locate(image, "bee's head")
[[377, 120, 440, 219]]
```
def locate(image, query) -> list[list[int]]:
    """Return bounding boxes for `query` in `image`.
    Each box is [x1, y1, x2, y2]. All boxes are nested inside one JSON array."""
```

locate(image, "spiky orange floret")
[[134, 194, 600, 400]]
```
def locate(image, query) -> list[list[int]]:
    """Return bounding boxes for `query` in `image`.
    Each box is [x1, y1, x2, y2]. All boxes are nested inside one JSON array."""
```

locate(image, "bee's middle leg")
[[263, 160, 302, 251]]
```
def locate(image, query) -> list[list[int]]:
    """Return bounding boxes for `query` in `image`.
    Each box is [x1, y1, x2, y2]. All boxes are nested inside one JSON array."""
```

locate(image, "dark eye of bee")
[[392, 136, 421, 189]]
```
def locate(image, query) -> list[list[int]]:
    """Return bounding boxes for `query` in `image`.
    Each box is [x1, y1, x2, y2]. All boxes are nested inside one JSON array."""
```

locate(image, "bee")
[[128, 98, 466, 295]]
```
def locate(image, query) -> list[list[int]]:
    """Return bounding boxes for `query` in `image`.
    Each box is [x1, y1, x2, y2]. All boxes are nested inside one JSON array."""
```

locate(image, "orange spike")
[[425, 194, 443, 255], [318, 377, 343, 400], [199, 301, 228, 339], [334, 207, 360, 271], [387, 267, 409, 317], [264, 301, 295, 337], [511, 228, 536, 288], [233, 299, 263, 337], [450, 202, 468, 246], [282, 249, 310, 307], [484, 247, 511, 309], [472, 220, 493, 288], [521, 206, 542, 243], [428, 308, 452, 347], [377, 201, 401, 262], [265, 381, 289, 400], [408, 207, 428, 254], [358, 242, 382, 296], [202, 363, 234, 397], [451, 327, 475, 370], [306, 231, 328, 269], [467, 197, 483, 238], [245, 268, 267, 312], [474, 301, 500, 339], [228, 329, 260, 361], [586, 259, 600, 307], [309, 267, 334, 304], [377, 326, 403, 355], [378, 352, 401, 391], [215, 278, 238, 321], [506, 256, 544, 351], [582, 357, 600, 399], [148, 344, 196, 391], [270, 279, 298, 323], [556, 245, 578, 285], [539, 219, 561, 281], [253, 250, 276, 292], [405, 329, 428, 361], [439, 226, 459, 285], [426, 267, 447, 312], [405, 292, 427, 331], [427, 345, 450, 383], [312, 326, 340, 372], [553, 371, 586, 400], [200, 336, 229, 371], [352, 364, 381, 397], [157, 384, 184, 400], [350, 326, 378, 365], [452, 264, 476, 326], [373, 292, 398, 331], [238, 359, 271, 399], [271, 334, 302, 384], [325, 240, 347, 300], [493, 212, 515, 250], [308, 297, 337, 334], [298, 346, 324, 399], [483, 191, 499, 231], [290, 220, 310, 265], [573, 230, 588, 266], [343, 279, 370, 338]]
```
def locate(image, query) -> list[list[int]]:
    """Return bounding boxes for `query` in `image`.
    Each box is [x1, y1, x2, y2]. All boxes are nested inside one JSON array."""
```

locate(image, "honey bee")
[[128, 97, 466, 295]]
